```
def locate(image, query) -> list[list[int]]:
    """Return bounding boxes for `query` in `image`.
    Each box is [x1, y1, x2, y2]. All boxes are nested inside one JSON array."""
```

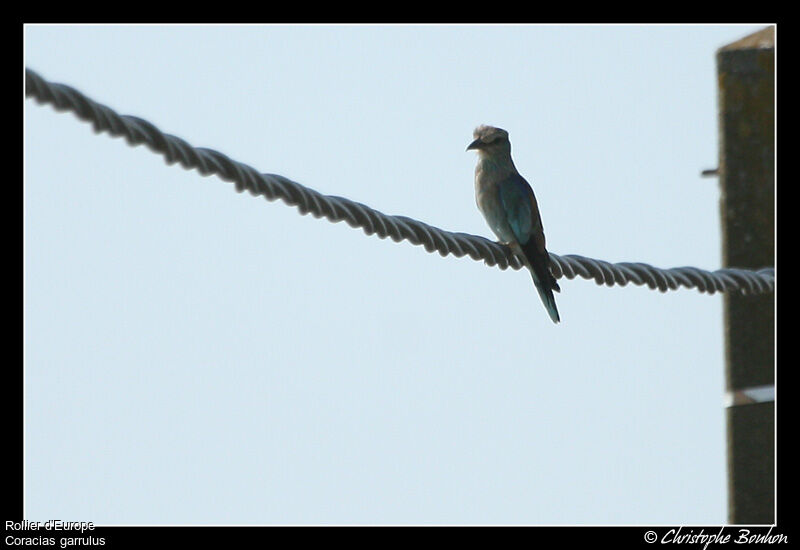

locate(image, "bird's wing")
[[496, 173, 544, 248]]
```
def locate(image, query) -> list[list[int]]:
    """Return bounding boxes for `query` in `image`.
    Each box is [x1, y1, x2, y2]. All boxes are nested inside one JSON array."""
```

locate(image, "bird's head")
[[466, 125, 511, 155]]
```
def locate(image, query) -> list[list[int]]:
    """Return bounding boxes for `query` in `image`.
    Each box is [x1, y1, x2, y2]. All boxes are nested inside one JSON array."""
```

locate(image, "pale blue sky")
[[24, 24, 765, 525]]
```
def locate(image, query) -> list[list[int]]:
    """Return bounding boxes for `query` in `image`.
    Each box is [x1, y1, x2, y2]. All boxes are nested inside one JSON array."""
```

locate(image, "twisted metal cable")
[[25, 68, 774, 295]]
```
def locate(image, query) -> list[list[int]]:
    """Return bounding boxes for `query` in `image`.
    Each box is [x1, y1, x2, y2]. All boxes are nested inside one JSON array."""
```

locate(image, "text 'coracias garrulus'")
[[467, 125, 561, 323]]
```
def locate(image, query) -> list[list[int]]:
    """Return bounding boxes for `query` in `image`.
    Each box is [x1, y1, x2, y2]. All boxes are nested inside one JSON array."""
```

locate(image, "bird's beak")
[[466, 138, 483, 152]]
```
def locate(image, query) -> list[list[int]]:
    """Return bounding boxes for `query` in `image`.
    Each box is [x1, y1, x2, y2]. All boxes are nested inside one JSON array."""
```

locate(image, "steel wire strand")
[[25, 68, 775, 296]]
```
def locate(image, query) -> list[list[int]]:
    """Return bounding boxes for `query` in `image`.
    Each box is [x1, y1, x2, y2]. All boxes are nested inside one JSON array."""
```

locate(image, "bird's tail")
[[520, 242, 561, 324], [532, 274, 560, 324]]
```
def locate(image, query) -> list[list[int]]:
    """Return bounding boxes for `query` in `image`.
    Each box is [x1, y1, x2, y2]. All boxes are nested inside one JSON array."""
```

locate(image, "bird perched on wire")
[[467, 125, 561, 323]]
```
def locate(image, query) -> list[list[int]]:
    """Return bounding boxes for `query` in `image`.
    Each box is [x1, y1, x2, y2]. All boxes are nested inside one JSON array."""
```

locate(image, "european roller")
[[467, 125, 561, 323]]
